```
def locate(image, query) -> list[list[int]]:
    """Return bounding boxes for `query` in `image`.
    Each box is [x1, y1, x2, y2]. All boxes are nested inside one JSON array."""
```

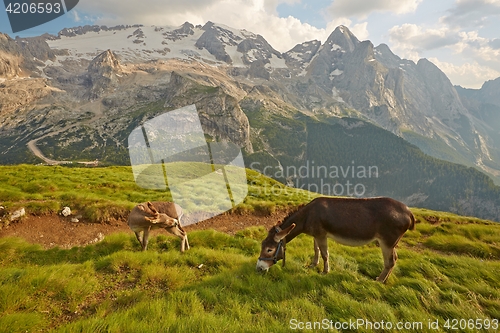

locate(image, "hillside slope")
[[0, 162, 499, 332], [0, 215, 499, 332]]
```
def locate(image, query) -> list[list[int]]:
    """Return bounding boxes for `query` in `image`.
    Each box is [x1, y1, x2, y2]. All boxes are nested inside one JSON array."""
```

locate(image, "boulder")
[[10, 207, 25, 221], [61, 206, 72, 217]]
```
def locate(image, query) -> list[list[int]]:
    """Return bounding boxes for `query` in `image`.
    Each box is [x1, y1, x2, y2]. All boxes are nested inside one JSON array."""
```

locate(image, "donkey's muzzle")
[[256, 260, 271, 272]]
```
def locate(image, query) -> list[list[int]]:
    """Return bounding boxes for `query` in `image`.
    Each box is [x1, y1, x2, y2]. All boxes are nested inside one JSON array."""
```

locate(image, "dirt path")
[[0, 211, 290, 249]]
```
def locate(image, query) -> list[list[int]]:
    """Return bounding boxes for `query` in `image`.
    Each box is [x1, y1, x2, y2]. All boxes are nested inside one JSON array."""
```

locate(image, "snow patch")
[[225, 45, 246, 67], [330, 44, 341, 51], [329, 69, 343, 80], [268, 55, 287, 68], [46, 23, 283, 69]]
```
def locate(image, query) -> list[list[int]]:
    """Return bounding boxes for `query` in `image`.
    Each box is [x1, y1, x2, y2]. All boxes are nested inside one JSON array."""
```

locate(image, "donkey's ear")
[[274, 223, 295, 242], [147, 201, 159, 214]]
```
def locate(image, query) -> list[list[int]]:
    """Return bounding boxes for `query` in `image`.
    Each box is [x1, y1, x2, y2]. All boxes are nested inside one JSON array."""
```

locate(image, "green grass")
[[1, 164, 500, 332], [0, 220, 499, 332], [0, 164, 315, 225]]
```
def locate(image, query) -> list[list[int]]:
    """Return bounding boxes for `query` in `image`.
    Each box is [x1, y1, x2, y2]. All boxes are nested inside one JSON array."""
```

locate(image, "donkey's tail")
[[409, 212, 416, 231]]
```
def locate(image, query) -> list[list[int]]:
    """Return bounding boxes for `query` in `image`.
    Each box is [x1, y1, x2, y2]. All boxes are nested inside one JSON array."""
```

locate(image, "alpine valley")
[[0, 22, 499, 221]]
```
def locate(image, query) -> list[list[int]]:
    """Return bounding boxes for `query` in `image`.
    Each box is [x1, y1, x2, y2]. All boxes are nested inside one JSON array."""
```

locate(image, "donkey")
[[128, 201, 190, 252], [256, 197, 416, 283]]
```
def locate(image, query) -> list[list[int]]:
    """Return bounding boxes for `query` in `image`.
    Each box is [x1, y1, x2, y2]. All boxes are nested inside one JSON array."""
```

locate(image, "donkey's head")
[[256, 223, 295, 272], [144, 213, 178, 227], [143, 201, 179, 228]]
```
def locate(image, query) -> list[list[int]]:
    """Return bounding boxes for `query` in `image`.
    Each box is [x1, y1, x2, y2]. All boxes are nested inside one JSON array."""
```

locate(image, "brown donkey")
[[128, 201, 190, 252], [256, 197, 415, 283]]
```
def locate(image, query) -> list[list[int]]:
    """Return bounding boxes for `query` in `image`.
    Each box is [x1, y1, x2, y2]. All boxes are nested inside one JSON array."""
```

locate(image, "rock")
[[163, 22, 195, 41], [61, 206, 71, 217], [0, 49, 22, 78], [10, 208, 25, 221], [70, 218, 79, 223], [87, 49, 123, 99], [164, 72, 253, 152], [195, 22, 240, 63], [89, 232, 104, 244], [284, 40, 321, 70]]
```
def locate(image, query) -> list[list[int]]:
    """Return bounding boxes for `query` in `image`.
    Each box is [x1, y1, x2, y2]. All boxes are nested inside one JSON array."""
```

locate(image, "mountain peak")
[[87, 49, 123, 99], [88, 49, 122, 73], [374, 43, 401, 68], [325, 25, 359, 53]]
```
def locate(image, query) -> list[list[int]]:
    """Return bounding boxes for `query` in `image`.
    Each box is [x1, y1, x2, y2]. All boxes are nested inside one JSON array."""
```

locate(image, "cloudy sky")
[[1, 0, 499, 88]]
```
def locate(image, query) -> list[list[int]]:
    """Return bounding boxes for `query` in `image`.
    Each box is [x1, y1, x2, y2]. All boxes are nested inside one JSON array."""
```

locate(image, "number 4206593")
[[5, 2, 61, 14], [444, 318, 498, 330]]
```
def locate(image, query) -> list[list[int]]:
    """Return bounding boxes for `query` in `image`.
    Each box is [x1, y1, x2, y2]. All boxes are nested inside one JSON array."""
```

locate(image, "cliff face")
[[87, 50, 123, 99], [0, 33, 67, 78], [164, 72, 252, 152], [0, 33, 23, 78], [456, 79, 500, 176], [283, 26, 487, 174], [0, 50, 22, 78]]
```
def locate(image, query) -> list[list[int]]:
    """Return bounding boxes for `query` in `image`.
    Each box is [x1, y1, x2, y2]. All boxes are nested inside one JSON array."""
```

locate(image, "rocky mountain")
[[87, 49, 123, 99], [456, 80, 500, 177], [1, 22, 500, 220], [457, 77, 500, 108]]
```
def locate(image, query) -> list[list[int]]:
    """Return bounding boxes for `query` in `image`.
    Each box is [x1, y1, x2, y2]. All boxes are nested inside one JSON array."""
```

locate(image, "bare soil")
[[0, 211, 290, 249]]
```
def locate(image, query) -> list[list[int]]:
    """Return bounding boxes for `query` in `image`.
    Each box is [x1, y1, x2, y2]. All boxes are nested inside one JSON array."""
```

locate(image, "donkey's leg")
[[316, 237, 330, 274], [142, 228, 151, 251], [309, 238, 320, 268], [377, 243, 397, 283], [134, 231, 144, 250], [179, 219, 190, 251], [178, 234, 186, 253], [166, 227, 188, 252]]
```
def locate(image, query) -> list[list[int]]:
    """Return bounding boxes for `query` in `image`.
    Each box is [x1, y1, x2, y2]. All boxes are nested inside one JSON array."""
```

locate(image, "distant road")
[[26, 100, 103, 166], [27, 139, 70, 165]]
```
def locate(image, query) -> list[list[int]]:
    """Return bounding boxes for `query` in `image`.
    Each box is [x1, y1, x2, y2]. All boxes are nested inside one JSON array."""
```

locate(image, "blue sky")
[[1, 0, 499, 88]]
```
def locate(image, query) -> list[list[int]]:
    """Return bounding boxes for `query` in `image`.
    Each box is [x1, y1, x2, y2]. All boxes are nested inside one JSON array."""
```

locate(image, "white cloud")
[[453, 31, 500, 72], [70, 10, 81, 23], [328, 0, 422, 20], [388, 24, 460, 60], [440, 0, 500, 28], [388, 23, 500, 88], [428, 57, 500, 88]]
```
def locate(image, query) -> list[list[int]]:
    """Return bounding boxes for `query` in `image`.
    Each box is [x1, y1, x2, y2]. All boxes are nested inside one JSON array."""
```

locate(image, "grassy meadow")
[[0, 165, 500, 332], [0, 164, 316, 225]]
